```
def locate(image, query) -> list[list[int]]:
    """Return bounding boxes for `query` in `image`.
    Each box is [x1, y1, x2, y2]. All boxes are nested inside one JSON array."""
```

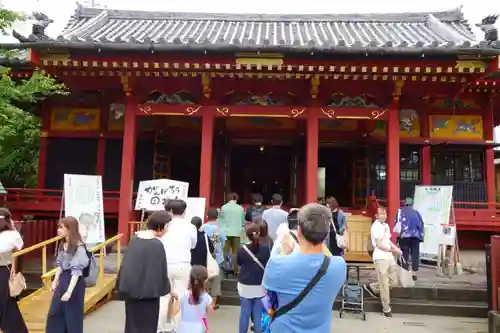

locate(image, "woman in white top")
[[0, 208, 28, 333]]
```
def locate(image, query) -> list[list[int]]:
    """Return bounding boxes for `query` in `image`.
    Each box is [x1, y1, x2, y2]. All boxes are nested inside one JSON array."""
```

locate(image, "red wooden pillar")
[[118, 97, 138, 244], [420, 109, 431, 185], [421, 147, 431, 185], [306, 111, 319, 203], [484, 97, 496, 208], [386, 106, 400, 232], [96, 106, 108, 176], [37, 105, 50, 188], [199, 109, 215, 207]]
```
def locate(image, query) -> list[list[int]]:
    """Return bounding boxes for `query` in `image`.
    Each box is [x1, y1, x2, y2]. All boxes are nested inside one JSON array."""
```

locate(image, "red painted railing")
[[5, 188, 135, 217], [373, 198, 500, 231], [13, 219, 59, 258]]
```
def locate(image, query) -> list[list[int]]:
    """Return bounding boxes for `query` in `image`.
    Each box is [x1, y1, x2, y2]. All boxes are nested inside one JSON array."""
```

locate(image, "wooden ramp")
[[19, 274, 117, 332], [9, 234, 123, 333], [344, 214, 372, 262]]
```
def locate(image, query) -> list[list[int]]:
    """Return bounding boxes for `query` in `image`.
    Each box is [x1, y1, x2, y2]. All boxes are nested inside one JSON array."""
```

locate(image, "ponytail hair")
[[0, 208, 14, 233], [245, 222, 261, 251], [189, 265, 208, 304]]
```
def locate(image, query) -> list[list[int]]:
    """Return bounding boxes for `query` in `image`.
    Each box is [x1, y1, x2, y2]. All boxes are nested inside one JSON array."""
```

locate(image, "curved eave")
[[2, 41, 500, 57]]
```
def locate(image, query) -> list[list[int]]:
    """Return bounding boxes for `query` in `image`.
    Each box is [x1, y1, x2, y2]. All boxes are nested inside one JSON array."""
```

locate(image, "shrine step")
[[221, 278, 488, 303], [217, 291, 488, 318]]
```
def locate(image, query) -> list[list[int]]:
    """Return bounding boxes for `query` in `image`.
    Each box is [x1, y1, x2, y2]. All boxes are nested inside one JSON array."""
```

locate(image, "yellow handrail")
[[12, 235, 63, 275], [40, 234, 123, 289]]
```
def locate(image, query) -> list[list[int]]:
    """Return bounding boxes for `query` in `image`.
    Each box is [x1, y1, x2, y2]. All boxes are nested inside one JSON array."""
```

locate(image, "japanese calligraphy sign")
[[135, 179, 189, 211], [413, 185, 453, 260], [64, 174, 106, 244]]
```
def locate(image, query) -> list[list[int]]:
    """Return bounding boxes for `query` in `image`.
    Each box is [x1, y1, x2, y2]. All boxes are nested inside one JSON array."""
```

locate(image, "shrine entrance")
[[230, 144, 293, 205]]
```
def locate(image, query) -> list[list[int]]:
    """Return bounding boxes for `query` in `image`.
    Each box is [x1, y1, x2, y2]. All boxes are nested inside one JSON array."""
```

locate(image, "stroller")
[[339, 265, 366, 320]]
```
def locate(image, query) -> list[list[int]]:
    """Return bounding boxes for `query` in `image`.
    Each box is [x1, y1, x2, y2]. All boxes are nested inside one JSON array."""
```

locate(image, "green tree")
[[0, 8, 66, 188]]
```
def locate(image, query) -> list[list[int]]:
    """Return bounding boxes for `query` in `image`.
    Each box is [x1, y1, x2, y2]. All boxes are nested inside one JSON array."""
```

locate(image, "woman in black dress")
[[116, 211, 171, 333], [190, 216, 214, 267], [46, 216, 90, 333], [0, 208, 28, 333]]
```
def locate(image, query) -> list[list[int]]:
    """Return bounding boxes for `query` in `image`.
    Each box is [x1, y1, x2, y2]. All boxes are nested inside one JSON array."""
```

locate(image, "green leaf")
[[0, 9, 67, 188]]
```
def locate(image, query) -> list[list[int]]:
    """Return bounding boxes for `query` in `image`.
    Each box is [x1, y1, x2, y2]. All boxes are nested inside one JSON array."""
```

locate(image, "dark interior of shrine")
[[319, 146, 355, 208], [230, 144, 293, 205]]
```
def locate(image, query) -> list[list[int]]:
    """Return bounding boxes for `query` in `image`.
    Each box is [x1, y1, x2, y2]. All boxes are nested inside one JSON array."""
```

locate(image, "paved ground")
[[84, 302, 488, 333]]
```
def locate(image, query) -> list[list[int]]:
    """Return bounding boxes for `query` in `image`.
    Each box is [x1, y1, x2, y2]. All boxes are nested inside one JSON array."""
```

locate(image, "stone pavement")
[[84, 302, 488, 333], [97, 253, 487, 289]]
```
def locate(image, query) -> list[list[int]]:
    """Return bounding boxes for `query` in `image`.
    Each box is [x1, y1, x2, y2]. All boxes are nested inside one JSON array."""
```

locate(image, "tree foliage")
[[0, 8, 66, 188]]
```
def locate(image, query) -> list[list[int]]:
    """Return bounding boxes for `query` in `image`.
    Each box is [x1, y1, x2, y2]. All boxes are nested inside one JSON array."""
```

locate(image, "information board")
[[413, 185, 453, 260], [184, 197, 207, 223], [64, 174, 105, 244]]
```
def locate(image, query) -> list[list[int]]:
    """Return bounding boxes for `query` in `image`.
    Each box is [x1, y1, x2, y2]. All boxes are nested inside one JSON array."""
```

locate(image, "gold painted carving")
[[39, 53, 70, 62], [393, 80, 404, 102], [120, 76, 132, 96], [310, 76, 320, 99], [139, 105, 152, 114], [291, 109, 305, 118], [320, 108, 336, 118], [185, 106, 203, 116], [455, 60, 487, 73], [371, 109, 387, 119], [40, 131, 48, 138], [216, 107, 230, 116], [201, 73, 211, 99], [235, 58, 284, 66]]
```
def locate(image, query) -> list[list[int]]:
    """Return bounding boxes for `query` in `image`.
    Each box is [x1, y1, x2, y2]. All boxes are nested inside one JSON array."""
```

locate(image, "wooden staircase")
[[12, 235, 123, 332]]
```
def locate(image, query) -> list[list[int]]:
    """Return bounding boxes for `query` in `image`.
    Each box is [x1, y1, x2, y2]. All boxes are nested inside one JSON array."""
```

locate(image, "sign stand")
[[436, 199, 462, 276]]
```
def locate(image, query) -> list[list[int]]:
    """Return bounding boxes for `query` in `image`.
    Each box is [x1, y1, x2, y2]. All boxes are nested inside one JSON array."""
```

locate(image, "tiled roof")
[[13, 6, 500, 53]]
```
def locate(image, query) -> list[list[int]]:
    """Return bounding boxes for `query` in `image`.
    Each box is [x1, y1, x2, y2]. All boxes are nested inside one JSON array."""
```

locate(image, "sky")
[[1, 0, 499, 141], [1, 0, 499, 41]]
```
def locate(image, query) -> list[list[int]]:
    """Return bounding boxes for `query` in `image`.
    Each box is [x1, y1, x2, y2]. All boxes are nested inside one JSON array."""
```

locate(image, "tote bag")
[[0, 253, 26, 297], [397, 258, 415, 288], [205, 233, 219, 279]]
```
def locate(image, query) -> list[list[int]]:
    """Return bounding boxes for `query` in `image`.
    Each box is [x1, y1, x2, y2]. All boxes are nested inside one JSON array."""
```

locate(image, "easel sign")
[[63, 174, 106, 255], [413, 185, 453, 261], [184, 198, 207, 223], [135, 179, 189, 212]]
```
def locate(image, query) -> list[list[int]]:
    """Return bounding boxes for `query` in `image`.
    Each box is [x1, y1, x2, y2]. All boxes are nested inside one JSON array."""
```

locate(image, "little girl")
[[170, 265, 213, 333]]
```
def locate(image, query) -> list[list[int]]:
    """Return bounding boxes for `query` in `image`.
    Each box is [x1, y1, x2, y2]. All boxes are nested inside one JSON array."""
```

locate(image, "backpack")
[[250, 205, 266, 222], [82, 246, 98, 287]]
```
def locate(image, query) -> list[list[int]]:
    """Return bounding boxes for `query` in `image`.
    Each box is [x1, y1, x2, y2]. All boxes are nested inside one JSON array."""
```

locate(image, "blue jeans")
[[239, 297, 263, 333]]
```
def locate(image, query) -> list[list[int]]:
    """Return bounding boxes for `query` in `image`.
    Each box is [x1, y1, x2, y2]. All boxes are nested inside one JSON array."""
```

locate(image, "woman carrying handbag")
[[0, 208, 28, 333], [190, 217, 215, 268]]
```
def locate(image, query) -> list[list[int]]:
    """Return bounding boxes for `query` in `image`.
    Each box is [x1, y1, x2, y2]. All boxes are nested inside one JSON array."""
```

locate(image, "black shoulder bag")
[[271, 255, 331, 322]]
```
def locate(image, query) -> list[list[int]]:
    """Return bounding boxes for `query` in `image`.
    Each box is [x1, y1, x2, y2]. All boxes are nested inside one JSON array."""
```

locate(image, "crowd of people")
[[0, 193, 425, 333]]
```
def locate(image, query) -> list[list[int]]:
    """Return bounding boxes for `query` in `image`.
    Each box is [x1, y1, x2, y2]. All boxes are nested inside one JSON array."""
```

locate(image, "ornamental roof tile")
[[11, 6, 500, 53]]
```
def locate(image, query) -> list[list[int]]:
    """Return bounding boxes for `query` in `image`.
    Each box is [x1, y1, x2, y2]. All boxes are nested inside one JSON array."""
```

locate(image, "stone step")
[[221, 278, 487, 302], [218, 292, 488, 318]]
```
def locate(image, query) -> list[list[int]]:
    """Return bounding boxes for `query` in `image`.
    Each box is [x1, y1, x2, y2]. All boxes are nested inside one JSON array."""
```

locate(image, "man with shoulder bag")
[[262, 203, 346, 332]]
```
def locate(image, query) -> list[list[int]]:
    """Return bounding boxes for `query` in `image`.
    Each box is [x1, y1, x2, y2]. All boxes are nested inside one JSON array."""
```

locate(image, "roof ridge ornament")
[[476, 15, 498, 43]]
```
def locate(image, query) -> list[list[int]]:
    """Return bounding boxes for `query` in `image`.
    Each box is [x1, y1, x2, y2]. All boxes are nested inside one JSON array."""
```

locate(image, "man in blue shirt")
[[202, 208, 227, 309], [263, 203, 346, 333]]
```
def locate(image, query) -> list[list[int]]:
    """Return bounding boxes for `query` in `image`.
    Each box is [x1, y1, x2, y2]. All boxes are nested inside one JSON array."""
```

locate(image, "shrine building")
[[2, 5, 500, 246]]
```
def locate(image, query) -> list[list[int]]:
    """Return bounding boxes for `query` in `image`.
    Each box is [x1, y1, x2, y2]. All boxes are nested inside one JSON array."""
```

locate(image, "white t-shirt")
[[371, 220, 394, 261], [161, 217, 197, 264], [0, 230, 24, 265], [271, 223, 299, 258]]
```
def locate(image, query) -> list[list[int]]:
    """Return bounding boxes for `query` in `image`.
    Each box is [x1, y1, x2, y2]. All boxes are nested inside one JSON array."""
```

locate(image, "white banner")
[[135, 179, 189, 211], [64, 174, 105, 244], [413, 185, 453, 260], [184, 197, 207, 223]]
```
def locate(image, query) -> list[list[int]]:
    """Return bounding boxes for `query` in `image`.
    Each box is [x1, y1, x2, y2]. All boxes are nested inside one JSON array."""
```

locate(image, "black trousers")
[[399, 237, 420, 272], [125, 298, 159, 333], [0, 265, 28, 333]]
